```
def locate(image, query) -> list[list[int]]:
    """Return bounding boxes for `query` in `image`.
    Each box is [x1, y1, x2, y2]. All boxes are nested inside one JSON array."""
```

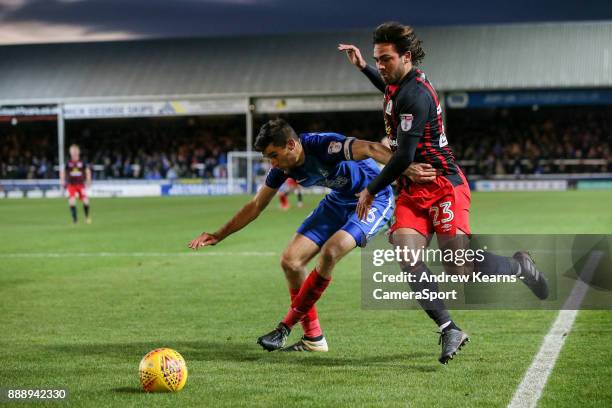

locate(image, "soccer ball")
[[139, 348, 188, 392]]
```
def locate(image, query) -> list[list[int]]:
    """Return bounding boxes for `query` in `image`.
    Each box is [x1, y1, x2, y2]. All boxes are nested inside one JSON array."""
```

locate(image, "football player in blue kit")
[[188, 118, 437, 352]]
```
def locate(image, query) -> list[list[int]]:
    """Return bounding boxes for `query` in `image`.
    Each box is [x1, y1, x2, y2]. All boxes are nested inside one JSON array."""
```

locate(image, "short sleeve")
[[264, 167, 289, 189], [301, 133, 355, 163], [396, 89, 430, 140]]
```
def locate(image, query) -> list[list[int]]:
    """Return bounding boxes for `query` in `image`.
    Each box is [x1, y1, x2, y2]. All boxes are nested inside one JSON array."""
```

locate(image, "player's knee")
[[401, 261, 430, 291], [319, 244, 342, 267], [280, 253, 304, 275]]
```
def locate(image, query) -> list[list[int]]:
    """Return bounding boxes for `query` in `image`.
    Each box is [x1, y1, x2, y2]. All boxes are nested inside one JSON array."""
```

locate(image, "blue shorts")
[[297, 187, 394, 247]]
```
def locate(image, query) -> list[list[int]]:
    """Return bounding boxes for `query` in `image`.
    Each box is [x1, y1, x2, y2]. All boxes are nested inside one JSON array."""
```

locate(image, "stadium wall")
[[2, 174, 612, 199]]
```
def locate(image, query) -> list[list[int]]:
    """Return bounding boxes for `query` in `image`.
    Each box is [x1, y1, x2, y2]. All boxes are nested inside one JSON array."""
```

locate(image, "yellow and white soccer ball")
[[139, 348, 188, 392]]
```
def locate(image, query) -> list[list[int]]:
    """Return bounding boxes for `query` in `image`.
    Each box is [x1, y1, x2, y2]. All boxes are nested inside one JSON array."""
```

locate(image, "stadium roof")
[[1, 21, 611, 104]]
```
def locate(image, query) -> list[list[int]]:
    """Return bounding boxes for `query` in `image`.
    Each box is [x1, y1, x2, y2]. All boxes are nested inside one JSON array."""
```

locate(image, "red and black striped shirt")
[[65, 160, 88, 185], [362, 65, 463, 193]]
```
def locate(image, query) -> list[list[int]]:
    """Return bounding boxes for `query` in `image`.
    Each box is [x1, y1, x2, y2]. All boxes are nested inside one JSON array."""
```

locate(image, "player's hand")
[[338, 44, 366, 70], [404, 163, 441, 184], [188, 232, 219, 250], [356, 188, 375, 220]]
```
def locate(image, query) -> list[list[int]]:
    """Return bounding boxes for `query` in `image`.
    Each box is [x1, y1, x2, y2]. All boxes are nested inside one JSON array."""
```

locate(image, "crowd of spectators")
[[0, 122, 57, 179], [1, 107, 610, 180], [0, 116, 244, 180], [448, 107, 611, 176], [77, 117, 243, 181]]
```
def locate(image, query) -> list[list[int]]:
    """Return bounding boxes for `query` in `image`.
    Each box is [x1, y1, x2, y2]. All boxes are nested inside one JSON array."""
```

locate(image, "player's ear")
[[286, 138, 296, 150], [403, 51, 412, 64]]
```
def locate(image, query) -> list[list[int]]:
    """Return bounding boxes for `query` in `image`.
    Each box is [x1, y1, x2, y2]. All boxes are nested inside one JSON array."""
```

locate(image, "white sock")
[[439, 321, 452, 331]]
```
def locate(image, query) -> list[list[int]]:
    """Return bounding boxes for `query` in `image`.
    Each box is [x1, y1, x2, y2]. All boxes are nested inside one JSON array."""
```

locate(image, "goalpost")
[[227, 151, 269, 194], [226, 150, 330, 196]]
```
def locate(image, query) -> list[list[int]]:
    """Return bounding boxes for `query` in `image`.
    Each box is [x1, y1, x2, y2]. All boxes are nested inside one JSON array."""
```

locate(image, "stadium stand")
[[2, 107, 610, 179], [0, 22, 610, 188]]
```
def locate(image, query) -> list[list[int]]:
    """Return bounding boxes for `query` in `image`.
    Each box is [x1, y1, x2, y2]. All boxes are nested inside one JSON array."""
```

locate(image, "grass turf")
[[0, 191, 610, 407]]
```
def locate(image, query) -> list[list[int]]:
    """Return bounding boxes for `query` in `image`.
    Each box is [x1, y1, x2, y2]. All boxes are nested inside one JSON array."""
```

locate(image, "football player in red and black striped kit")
[[340, 22, 549, 364], [60, 144, 92, 224]]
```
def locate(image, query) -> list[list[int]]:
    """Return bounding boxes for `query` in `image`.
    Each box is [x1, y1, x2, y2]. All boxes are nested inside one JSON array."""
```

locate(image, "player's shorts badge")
[[400, 114, 413, 131], [328, 141, 342, 154]]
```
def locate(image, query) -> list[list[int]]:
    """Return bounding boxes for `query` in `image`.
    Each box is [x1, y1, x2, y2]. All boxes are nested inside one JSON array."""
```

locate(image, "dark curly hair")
[[254, 118, 298, 151], [373, 22, 425, 66]]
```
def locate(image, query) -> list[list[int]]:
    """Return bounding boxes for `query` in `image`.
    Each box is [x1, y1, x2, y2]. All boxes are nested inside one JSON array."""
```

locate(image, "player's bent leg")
[[279, 233, 325, 342], [438, 230, 549, 300], [391, 228, 452, 326], [68, 195, 77, 224], [280, 231, 357, 352], [436, 230, 472, 276], [280, 233, 320, 289], [257, 198, 347, 352], [296, 187, 304, 208], [82, 196, 92, 224], [279, 193, 290, 210], [258, 232, 356, 352], [316, 230, 357, 279], [391, 227, 470, 364]]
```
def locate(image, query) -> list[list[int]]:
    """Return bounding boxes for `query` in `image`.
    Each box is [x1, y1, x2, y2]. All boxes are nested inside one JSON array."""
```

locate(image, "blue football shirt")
[[264, 133, 383, 200]]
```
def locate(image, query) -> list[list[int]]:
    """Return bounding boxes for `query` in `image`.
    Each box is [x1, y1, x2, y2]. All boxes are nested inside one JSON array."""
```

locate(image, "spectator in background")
[[1, 109, 610, 179]]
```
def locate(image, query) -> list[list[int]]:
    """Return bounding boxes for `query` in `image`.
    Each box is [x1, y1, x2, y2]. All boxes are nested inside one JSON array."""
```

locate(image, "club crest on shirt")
[[328, 141, 342, 154], [400, 114, 413, 131]]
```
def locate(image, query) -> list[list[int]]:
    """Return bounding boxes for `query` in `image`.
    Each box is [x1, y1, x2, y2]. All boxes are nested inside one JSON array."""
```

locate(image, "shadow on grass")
[[45, 340, 442, 371]]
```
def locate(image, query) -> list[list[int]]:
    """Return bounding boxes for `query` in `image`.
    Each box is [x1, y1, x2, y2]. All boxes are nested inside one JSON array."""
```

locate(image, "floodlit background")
[[0, 1, 611, 407]]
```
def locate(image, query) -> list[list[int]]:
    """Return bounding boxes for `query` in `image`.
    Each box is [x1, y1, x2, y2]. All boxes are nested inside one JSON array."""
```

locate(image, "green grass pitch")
[[0, 191, 611, 407]]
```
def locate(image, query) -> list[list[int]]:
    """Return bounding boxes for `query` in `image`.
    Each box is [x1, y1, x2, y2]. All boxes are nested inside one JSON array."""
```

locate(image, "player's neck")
[[296, 144, 305, 167], [397, 64, 414, 84]]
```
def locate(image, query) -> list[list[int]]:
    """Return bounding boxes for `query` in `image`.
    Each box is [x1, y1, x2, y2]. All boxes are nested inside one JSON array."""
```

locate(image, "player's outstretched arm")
[[338, 44, 386, 93], [350, 140, 439, 183], [187, 185, 277, 250]]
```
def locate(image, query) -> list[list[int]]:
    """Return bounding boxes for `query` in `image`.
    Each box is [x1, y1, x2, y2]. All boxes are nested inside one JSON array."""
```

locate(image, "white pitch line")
[[507, 250, 603, 408], [0, 251, 277, 258]]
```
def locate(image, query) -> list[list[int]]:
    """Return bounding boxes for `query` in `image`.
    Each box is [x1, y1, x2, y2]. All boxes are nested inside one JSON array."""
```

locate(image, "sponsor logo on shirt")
[[385, 100, 393, 115], [320, 177, 349, 189]]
